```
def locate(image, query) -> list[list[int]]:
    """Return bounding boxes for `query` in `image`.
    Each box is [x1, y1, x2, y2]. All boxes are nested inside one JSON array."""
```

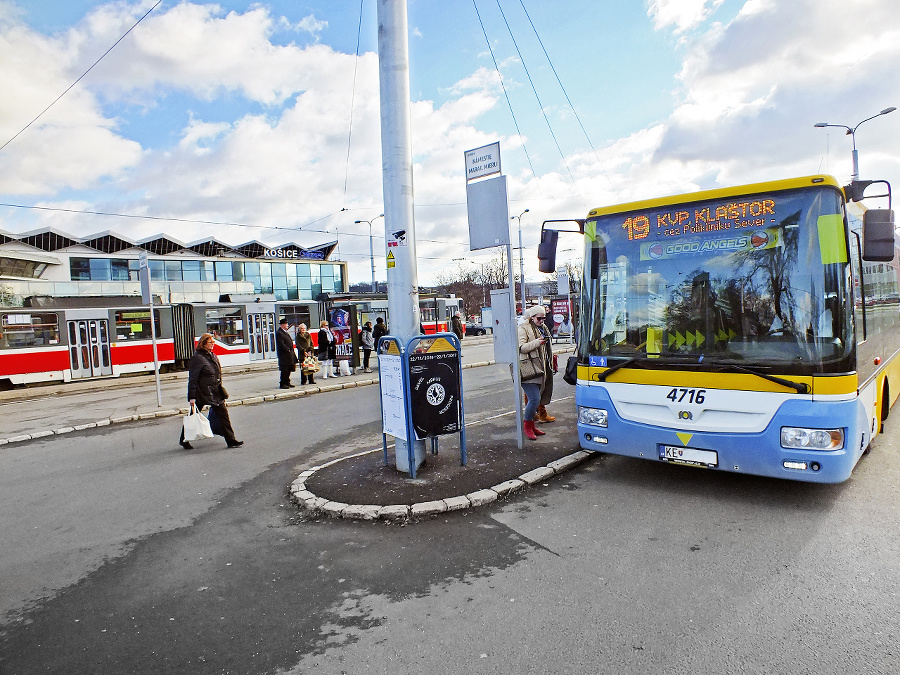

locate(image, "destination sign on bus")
[[622, 198, 777, 241]]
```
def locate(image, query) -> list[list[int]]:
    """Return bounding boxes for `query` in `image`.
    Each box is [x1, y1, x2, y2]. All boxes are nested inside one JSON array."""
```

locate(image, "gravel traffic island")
[[288, 432, 595, 522]]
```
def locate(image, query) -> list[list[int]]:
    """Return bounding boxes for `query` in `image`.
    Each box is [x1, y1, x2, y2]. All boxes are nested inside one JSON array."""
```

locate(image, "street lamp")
[[355, 214, 384, 292], [814, 107, 896, 181], [510, 208, 529, 310]]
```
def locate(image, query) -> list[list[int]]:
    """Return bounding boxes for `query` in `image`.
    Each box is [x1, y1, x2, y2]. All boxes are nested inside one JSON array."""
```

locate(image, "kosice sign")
[[465, 142, 501, 181]]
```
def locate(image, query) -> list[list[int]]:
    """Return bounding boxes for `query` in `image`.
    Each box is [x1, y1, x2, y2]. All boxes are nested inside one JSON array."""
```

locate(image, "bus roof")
[[587, 175, 844, 218]]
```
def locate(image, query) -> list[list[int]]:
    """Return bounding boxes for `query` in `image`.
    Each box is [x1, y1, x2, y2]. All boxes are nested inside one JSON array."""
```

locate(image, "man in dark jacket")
[[276, 318, 297, 388], [372, 317, 387, 347], [180, 333, 242, 449], [451, 311, 464, 340]]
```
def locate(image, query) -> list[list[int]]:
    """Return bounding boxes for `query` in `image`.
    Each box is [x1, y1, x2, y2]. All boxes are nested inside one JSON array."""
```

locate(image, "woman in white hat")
[[517, 305, 551, 440]]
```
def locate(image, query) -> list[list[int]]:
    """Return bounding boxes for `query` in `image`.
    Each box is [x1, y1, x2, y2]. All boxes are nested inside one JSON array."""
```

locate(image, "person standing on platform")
[[360, 321, 375, 373], [518, 306, 550, 441], [317, 320, 336, 378], [536, 306, 557, 423], [451, 311, 464, 341], [180, 333, 243, 449], [372, 317, 387, 348], [276, 318, 297, 389], [295, 323, 316, 385]]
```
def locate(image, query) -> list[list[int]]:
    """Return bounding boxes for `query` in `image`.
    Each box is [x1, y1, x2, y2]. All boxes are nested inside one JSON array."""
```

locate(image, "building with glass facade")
[[0, 227, 347, 305]]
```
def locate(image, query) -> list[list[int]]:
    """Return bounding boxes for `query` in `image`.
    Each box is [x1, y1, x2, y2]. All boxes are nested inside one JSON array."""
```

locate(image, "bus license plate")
[[659, 445, 718, 468]]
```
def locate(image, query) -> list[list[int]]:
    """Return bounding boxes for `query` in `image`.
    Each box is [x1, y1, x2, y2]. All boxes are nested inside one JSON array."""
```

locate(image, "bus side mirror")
[[862, 209, 896, 262], [537, 230, 559, 273]]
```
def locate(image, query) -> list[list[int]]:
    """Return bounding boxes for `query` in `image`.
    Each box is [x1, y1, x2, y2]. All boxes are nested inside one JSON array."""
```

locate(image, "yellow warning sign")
[[386, 250, 396, 269], [426, 337, 456, 353]]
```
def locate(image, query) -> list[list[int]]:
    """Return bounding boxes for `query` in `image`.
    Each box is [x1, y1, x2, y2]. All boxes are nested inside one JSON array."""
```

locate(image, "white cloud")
[[652, 0, 900, 191], [294, 14, 327, 36], [647, 0, 723, 33]]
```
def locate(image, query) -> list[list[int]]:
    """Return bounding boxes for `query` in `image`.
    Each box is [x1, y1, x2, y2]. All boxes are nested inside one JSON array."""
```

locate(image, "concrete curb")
[[288, 449, 595, 522]]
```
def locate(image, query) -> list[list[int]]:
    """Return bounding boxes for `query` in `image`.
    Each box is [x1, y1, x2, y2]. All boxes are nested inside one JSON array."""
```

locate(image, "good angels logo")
[[641, 227, 780, 261]]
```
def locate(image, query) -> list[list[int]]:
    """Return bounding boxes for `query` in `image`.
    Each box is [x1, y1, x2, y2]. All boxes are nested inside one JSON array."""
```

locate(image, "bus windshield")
[[578, 185, 854, 372]]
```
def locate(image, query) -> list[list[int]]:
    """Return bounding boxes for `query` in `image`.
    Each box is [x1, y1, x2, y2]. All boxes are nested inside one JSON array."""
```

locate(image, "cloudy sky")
[[1, 0, 898, 286]]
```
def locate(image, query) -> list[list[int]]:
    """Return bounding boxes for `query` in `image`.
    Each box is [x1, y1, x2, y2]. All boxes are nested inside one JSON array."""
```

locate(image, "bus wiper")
[[595, 357, 642, 381], [596, 354, 697, 381], [716, 364, 809, 394]]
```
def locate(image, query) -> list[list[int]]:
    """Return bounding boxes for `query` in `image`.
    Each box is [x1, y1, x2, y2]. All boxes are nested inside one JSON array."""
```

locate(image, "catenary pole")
[[377, 0, 425, 472]]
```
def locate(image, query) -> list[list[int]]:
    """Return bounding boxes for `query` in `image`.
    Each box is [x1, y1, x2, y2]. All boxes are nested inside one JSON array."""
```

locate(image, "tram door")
[[66, 314, 113, 379], [247, 311, 276, 361]]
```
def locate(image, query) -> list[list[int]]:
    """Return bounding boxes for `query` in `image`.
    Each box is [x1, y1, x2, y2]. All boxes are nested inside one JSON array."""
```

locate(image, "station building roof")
[[0, 227, 337, 260]]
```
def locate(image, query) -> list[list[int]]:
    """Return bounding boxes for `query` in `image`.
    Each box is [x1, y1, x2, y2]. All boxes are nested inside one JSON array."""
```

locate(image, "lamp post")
[[510, 208, 529, 311], [814, 107, 896, 181], [355, 214, 384, 292]]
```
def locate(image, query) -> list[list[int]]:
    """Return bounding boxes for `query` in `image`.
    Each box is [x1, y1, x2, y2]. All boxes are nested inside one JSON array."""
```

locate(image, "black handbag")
[[563, 356, 579, 385], [207, 406, 224, 436]]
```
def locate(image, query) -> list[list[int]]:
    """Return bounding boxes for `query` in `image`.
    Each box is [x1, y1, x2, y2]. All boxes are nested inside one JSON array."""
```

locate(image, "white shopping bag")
[[182, 405, 214, 442], [339, 359, 352, 376]]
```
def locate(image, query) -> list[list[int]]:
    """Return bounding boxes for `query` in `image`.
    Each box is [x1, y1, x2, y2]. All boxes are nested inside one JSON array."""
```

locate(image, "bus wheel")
[[880, 381, 890, 432]]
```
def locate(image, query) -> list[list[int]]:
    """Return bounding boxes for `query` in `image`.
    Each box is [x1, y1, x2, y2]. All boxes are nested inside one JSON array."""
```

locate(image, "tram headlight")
[[578, 406, 608, 427], [780, 427, 844, 450]]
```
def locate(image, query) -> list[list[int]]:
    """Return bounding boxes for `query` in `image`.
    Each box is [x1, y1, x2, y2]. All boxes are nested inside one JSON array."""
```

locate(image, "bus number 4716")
[[667, 388, 706, 404]]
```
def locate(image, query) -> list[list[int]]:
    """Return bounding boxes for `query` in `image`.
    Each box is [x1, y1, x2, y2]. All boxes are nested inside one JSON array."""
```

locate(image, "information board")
[[379, 353, 407, 440]]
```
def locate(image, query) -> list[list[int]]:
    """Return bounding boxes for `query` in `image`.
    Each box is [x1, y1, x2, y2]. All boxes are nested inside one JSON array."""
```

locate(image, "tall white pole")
[[378, 0, 419, 339], [378, 0, 424, 472]]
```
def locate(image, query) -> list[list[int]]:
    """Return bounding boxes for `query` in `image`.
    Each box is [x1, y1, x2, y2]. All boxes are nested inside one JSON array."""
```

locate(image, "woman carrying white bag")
[[178, 333, 244, 450], [182, 403, 214, 443]]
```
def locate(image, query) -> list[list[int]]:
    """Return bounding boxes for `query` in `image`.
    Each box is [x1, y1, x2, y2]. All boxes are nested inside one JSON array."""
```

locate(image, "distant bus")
[[539, 175, 898, 483]]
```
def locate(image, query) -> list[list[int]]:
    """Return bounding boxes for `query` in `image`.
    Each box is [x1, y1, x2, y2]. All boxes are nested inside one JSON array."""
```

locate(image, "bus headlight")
[[780, 427, 844, 450], [578, 406, 608, 427]]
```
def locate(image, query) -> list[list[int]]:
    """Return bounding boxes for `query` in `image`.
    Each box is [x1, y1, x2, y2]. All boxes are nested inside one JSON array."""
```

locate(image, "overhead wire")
[[494, 0, 586, 210], [340, 0, 366, 211], [471, 0, 540, 186], [517, 0, 619, 198], [0, 1, 163, 154]]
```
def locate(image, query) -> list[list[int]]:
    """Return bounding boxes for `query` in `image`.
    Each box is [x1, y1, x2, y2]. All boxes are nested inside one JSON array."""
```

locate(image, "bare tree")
[[435, 254, 511, 318]]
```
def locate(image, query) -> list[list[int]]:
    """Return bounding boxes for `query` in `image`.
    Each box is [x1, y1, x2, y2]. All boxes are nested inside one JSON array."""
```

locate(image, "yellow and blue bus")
[[539, 175, 898, 482]]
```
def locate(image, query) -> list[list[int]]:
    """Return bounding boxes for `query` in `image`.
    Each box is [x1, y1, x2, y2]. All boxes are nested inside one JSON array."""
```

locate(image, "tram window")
[[205, 307, 244, 345], [114, 310, 160, 341], [0, 312, 60, 349]]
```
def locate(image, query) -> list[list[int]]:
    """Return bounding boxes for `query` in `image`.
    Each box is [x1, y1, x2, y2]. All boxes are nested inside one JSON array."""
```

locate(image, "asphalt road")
[[1, 354, 899, 674]]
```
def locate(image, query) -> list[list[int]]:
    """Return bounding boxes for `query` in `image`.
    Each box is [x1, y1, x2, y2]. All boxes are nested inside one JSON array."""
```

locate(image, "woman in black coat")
[[179, 333, 243, 449], [317, 320, 337, 378]]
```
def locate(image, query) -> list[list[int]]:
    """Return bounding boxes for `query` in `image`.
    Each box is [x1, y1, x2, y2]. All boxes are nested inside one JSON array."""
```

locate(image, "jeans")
[[522, 382, 541, 421]]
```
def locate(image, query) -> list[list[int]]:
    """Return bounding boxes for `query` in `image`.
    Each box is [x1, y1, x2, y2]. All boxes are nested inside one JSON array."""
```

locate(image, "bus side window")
[[849, 231, 865, 343]]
